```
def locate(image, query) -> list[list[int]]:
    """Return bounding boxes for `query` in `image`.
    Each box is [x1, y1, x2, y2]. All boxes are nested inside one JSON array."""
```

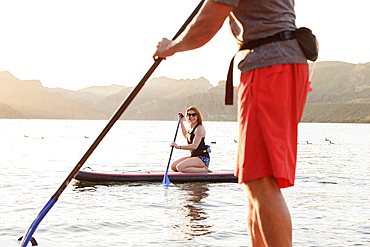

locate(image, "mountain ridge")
[[1, 61, 370, 122]]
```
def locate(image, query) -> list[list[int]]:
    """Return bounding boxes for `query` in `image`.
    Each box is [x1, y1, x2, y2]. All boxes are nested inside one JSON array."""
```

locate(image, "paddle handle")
[[19, 2, 205, 246]]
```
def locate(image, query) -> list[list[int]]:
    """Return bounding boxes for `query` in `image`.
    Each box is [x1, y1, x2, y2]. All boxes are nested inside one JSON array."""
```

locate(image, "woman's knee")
[[171, 157, 189, 171], [171, 163, 178, 171], [176, 163, 186, 172], [176, 160, 194, 172]]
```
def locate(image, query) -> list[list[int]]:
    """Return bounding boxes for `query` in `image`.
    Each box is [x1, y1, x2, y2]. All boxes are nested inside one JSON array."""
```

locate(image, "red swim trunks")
[[235, 63, 309, 188]]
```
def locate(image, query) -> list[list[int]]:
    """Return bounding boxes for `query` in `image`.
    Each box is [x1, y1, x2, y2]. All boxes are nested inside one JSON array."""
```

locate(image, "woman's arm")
[[173, 125, 205, 150]]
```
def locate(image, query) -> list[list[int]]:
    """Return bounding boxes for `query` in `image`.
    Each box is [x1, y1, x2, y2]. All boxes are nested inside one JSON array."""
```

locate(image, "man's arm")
[[153, 0, 234, 59]]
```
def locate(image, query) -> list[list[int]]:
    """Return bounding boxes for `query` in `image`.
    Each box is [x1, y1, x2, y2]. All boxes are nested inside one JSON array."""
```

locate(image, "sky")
[[0, 0, 369, 91]]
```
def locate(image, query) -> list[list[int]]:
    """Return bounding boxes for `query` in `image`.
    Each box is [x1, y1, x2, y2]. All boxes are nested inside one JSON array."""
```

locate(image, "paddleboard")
[[75, 169, 237, 183], [0, 237, 70, 247]]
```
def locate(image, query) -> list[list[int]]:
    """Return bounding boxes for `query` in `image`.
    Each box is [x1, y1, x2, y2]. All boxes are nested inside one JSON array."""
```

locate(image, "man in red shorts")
[[153, 0, 309, 246]]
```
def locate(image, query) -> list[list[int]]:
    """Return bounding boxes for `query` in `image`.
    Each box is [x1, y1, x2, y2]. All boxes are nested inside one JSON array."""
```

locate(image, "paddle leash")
[[162, 114, 183, 186], [19, 1, 205, 246]]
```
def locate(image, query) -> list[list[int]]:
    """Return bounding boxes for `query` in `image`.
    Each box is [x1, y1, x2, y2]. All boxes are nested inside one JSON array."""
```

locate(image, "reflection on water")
[[173, 183, 214, 240], [1, 120, 370, 246], [72, 181, 99, 192]]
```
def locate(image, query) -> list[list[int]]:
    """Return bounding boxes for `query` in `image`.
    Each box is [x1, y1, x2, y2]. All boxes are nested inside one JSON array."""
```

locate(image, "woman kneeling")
[[170, 106, 212, 173]]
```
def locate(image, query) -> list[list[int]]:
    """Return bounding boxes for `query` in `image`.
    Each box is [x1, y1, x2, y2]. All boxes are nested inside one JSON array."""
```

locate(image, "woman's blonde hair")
[[186, 106, 203, 125]]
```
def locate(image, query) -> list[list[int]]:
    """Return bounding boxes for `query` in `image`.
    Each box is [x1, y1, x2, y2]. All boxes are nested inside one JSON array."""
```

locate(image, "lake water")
[[0, 120, 369, 246]]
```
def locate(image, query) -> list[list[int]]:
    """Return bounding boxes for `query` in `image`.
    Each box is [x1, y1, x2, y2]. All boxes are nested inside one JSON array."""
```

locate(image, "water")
[[0, 120, 369, 246]]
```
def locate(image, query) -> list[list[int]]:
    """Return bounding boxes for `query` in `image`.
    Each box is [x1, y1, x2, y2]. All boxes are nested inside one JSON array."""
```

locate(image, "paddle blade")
[[162, 174, 171, 186], [19, 198, 56, 247]]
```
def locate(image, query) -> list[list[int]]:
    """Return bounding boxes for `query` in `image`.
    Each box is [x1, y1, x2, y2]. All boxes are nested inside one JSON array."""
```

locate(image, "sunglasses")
[[187, 113, 197, 117]]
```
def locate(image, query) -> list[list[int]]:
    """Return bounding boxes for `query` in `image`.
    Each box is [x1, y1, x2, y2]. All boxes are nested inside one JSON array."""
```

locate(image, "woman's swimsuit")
[[198, 156, 210, 168], [187, 124, 210, 167]]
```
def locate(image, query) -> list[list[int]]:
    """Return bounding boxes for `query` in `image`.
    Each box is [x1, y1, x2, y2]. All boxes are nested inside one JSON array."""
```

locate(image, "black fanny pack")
[[295, 27, 318, 62], [225, 27, 318, 105]]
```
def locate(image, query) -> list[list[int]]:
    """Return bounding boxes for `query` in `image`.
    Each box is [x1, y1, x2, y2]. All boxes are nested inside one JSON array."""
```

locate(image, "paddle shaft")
[[167, 116, 183, 170], [52, 0, 204, 201], [162, 115, 183, 185], [19, 1, 205, 246]]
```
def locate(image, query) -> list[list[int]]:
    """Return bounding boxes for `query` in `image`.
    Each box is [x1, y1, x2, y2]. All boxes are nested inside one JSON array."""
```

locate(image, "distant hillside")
[[308, 62, 370, 103], [0, 71, 109, 119], [301, 103, 370, 123], [0, 102, 26, 118], [179, 81, 237, 121], [78, 84, 127, 97], [1, 61, 370, 122], [302, 61, 370, 122], [44, 84, 126, 108], [96, 77, 214, 120], [45, 87, 104, 108]]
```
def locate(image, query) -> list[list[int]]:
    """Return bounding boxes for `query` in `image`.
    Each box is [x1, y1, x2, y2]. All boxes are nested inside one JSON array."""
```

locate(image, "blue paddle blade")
[[162, 174, 171, 186], [19, 198, 56, 247]]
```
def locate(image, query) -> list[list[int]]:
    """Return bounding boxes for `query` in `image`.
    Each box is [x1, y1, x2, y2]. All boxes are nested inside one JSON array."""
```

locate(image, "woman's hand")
[[170, 142, 180, 149], [178, 112, 184, 119]]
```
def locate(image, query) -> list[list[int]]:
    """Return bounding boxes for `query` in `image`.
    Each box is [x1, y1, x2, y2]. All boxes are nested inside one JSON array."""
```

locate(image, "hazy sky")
[[0, 0, 369, 90]]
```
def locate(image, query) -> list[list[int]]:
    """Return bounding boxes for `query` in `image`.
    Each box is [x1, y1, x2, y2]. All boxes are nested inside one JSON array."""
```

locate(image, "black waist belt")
[[225, 31, 296, 105]]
